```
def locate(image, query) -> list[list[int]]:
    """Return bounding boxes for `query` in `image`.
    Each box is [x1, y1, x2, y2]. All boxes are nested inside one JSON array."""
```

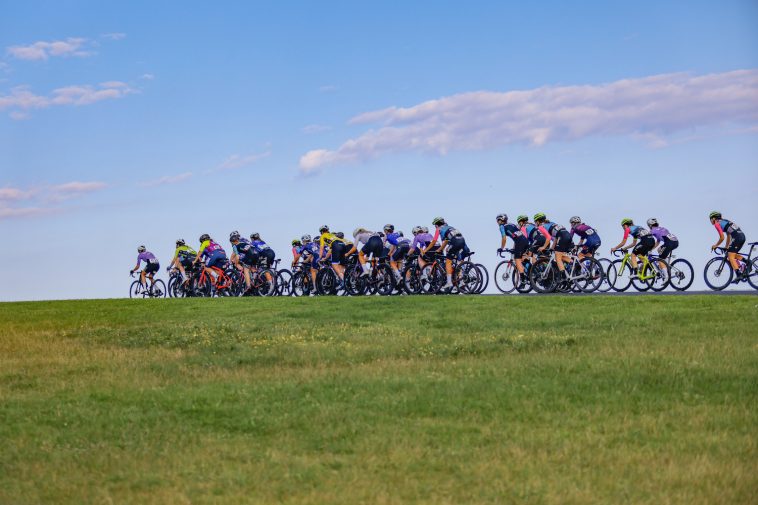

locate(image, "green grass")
[[1, 295, 756, 504]]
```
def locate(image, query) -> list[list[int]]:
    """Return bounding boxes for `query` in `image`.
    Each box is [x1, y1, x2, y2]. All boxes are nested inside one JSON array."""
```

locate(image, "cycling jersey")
[[172, 245, 196, 261], [570, 224, 598, 240], [411, 233, 433, 251], [233, 238, 257, 264], [433, 224, 462, 242], [199, 240, 225, 259], [499, 223, 524, 240], [622, 225, 650, 240], [250, 240, 271, 253], [319, 232, 346, 248], [353, 231, 379, 247], [540, 221, 565, 237], [715, 219, 741, 236], [650, 226, 677, 244], [137, 251, 158, 266], [523, 223, 551, 244]]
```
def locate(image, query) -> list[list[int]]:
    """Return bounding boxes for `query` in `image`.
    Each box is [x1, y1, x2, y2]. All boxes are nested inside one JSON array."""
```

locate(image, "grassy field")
[[1, 295, 756, 504]]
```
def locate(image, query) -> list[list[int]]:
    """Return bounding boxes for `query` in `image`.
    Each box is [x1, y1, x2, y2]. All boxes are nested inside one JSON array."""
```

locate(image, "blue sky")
[[1, 0, 757, 300]]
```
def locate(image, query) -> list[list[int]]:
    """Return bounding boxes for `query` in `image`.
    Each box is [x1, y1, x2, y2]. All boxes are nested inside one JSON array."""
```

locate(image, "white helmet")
[[353, 227, 367, 238], [412, 226, 422, 235], [301, 234, 312, 243], [496, 213, 508, 223], [137, 245, 146, 253], [421, 226, 429, 233], [570, 216, 581, 225], [647, 218, 659, 227]]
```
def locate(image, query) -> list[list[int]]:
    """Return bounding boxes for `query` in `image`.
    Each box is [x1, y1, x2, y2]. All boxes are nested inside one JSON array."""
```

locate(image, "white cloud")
[[299, 69, 758, 173], [140, 73, 155, 80], [0, 82, 136, 118], [217, 151, 271, 170], [319, 85, 338, 93], [101, 33, 126, 40], [6, 37, 92, 60], [139, 172, 193, 187], [0, 181, 108, 220], [302, 124, 331, 134]]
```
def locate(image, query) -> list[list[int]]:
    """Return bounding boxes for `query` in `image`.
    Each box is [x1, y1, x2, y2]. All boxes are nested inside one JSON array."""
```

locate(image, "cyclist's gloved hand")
[[497, 248, 503, 253], [129, 269, 134, 274]]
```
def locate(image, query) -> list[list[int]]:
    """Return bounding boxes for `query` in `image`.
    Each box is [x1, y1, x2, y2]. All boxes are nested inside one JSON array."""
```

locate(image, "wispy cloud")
[[302, 124, 331, 134], [0, 81, 137, 118], [319, 85, 338, 93], [299, 69, 758, 173], [6, 37, 93, 61], [101, 32, 126, 41], [216, 151, 271, 171], [139, 172, 193, 187], [140, 73, 155, 80], [0, 181, 108, 220]]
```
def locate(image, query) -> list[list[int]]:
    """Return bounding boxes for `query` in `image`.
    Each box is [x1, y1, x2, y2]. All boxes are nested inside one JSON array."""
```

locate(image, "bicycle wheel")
[[669, 259, 694, 291], [374, 263, 395, 296], [316, 268, 338, 295], [631, 263, 652, 291], [292, 271, 311, 296], [129, 280, 143, 298], [276, 269, 293, 296], [474, 264, 489, 294], [403, 264, 423, 294], [703, 257, 732, 291], [151, 279, 167, 298], [747, 258, 758, 290], [422, 263, 445, 294], [609, 260, 633, 292], [578, 257, 604, 293], [649, 259, 670, 292], [596, 258, 613, 293], [455, 261, 481, 294], [513, 269, 532, 293], [529, 259, 556, 293], [494, 260, 516, 293], [256, 269, 277, 296]]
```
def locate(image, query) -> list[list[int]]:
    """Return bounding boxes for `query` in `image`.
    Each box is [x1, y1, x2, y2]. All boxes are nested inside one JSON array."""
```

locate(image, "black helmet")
[[335, 231, 345, 239], [384, 223, 394, 232], [175, 239, 185, 247], [137, 245, 146, 253], [229, 231, 240, 242], [319, 225, 329, 233], [250, 232, 260, 240], [199, 233, 210, 242], [496, 213, 507, 223]]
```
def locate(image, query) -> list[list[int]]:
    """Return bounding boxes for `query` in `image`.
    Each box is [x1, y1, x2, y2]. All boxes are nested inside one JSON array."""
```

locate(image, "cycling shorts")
[[144, 261, 159, 274], [331, 241, 347, 264], [258, 248, 276, 267], [361, 236, 384, 257], [658, 238, 678, 259], [512, 235, 528, 259], [207, 251, 227, 269], [446, 236, 468, 260], [633, 236, 656, 256], [391, 243, 410, 261], [728, 231, 745, 253], [581, 236, 601, 255]]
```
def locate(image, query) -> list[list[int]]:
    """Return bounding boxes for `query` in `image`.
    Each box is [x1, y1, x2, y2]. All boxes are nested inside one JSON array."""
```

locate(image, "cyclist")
[[534, 213, 572, 279], [249, 233, 276, 268], [410, 225, 434, 271], [318, 225, 349, 282], [647, 218, 679, 271], [130, 245, 160, 292], [611, 218, 654, 277], [229, 231, 258, 292], [351, 227, 384, 276], [426, 217, 468, 289], [194, 233, 228, 279], [294, 234, 320, 289], [569, 216, 601, 259], [167, 239, 196, 283], [709, 211, 746, 281], [384, 224, 411, 282], [496, 213, 528, 280], [518, 215, 551, 259]]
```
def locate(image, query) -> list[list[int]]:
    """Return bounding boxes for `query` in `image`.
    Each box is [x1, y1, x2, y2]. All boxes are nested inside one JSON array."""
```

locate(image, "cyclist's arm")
[[612, 228, 630, 251], [538, 226, 550, 251], [712, 223, 725, 249], [131, 258, 141, 272]]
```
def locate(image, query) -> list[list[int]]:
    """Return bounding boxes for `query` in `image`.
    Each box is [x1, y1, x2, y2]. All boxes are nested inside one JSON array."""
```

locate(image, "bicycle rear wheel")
[[474, 264, 489, 294], [529, 260, 556, 293], [669, 259, 694, 291], [151, 279, 167, 298], [276, 269, 293, 296], [578, 257, 604, 293], [596, 258, 613, 293], [703, 257, 732, 291]]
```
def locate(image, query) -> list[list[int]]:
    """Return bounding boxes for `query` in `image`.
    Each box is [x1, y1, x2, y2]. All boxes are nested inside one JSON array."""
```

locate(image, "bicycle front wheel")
[[276, 269, 293, 296], [669, 259, 694, 291], [649, 260, 670, 292], [703, 257, 732, 291], [747, 258, 758, 290], [609, 260, 633, 292], [129, 280, 142, 298], [596, 258, 613, 293], [494, 260, 516, 293]]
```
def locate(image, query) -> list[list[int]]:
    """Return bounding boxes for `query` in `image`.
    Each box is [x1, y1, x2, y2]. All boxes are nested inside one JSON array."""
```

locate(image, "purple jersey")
[[411, 233, 433, 250], [137, 251, 157, 266], [650, 226, 677, 244], [570, 224, 597, 240]]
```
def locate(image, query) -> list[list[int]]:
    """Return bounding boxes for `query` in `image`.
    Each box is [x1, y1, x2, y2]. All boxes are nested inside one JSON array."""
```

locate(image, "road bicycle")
[[608, 250, 669, 292], [703, 243, 758, 291], [129, 271, 166, 298], [650, 253, 694, 291], [494, 249, 531, 294], [529, 248, 604, 293]]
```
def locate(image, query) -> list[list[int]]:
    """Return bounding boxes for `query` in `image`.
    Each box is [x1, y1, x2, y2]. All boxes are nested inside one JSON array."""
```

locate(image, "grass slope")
[[1, 296, 757, 504]]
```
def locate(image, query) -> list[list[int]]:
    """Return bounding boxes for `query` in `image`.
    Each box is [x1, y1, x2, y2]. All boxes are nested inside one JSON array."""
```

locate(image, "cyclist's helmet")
[[412, 226, 422, 235], [291, 239, 301, 246], [621, 218, 633, 226], [516, 214, 529, 224], [229, 231, 240, 242], [646, 218, 659, 227], [137, 245, 146, 253], [353, 227, 366, 237], [496, 213, 508, 223], [533, 212, 546, 222], [384, 223, 394, 232], [176, 239, 185, 247], [335, 231, 345, 239], [250, 232, 260, 240], [421, 226, 429, 233], [301, 234, 312, 243], [398, 231, 404, 237], [709, 211, 721, 220], [199, 233, 210, 242], [319, 225, 329, 234], [432, 216, 445, 226], [378, 231, 385, 238], [570, 216, 581, 225]]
